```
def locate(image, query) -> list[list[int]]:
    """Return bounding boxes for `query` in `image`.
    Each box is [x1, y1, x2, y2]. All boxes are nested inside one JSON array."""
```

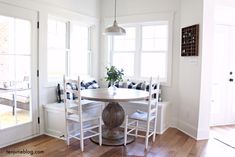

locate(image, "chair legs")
[[145, 120, 150, 150], [66, 138, 70, 145], [66, 121, 70, 145], [124, 115, 128, 146], [99, 116, 102, 146], [153, 117, 157, 142], [80, 122, 84, 152], [65, 115, 102, 152], [135, 121, 138, 138], [125, 117, 157, 150], [80, 140, 84, 152]]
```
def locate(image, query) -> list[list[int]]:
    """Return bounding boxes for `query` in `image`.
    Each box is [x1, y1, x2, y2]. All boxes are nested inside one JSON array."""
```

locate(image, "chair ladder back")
[[63, 76, 82, 117], [148, 77, 160, 116]]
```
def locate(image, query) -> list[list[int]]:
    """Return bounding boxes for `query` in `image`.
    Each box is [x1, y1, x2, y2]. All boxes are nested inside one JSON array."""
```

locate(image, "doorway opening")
[[209, 1, 235, 149]]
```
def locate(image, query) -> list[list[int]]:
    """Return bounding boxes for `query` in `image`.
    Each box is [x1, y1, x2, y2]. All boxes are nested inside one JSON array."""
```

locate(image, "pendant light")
[[104, 0, 126, 36]]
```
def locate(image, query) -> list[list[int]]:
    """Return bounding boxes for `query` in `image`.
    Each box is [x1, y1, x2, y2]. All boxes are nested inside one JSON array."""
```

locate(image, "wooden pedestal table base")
[[81, 88, 149, 146], [91, 102, 135, 146]]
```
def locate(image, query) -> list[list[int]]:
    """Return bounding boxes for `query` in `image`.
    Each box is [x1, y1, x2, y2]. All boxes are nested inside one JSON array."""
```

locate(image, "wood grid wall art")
[[181, 24, 199, 56]]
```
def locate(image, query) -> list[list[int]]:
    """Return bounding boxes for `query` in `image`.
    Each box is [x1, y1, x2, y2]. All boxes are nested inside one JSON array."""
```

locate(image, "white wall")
[[214, 0, 235, 25], [178, 0, 203, 138], [32, 0, 100, 18], [197, 0, 215, 140], [0, 0, 100, 18], [100, 0, 181, 127]]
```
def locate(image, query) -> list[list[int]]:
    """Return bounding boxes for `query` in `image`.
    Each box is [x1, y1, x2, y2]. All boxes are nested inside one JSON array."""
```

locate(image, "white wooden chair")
[[63, 76, 102, 151], [124, 77, 160, 149]]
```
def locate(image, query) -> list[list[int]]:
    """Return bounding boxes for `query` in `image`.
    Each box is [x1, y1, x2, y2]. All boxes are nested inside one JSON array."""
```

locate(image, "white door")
[[210, 24, 235, 126], [0, 3, 38, 147]]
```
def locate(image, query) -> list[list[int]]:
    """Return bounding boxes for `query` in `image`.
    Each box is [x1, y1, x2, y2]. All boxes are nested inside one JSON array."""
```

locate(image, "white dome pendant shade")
[[105, 20, 126, 35], [104, 0, 126, 36]]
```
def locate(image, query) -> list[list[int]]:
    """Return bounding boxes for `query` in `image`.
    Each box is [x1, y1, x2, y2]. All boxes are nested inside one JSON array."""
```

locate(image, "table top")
[[81, 88, 149, 102]]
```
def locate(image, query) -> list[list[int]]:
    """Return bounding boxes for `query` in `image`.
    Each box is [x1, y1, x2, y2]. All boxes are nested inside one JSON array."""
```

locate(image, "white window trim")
[[104, 12, 174, 86]]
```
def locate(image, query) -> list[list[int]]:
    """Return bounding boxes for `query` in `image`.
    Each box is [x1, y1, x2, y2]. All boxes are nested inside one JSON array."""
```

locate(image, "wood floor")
[[1, 127, 235, 157]]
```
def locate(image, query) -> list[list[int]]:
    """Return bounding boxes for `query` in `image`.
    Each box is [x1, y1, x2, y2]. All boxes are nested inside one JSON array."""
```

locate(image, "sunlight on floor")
[[206, 125, 235, 156], [0, 105, 30, 129]]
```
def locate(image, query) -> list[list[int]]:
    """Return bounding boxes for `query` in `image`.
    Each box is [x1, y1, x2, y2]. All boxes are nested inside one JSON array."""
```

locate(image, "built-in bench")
[[43, 79, 171, 138], [43, 101, 170, 139]]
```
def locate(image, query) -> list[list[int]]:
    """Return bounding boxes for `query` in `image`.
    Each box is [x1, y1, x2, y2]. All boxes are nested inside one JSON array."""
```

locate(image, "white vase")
[[108, 81, 117, 93]]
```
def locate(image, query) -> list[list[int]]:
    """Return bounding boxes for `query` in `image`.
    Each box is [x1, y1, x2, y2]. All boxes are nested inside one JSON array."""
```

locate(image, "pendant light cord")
[[114, 0, 117, 21]]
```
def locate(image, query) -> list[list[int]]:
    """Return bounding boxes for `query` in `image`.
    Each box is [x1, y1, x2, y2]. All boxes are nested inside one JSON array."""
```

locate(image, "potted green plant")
[[105, 66, 124, 90]]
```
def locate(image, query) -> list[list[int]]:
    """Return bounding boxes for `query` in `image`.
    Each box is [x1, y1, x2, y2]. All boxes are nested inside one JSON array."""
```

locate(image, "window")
[[47, 18, 66, 82], [112, 27, 136, 76], [110, 21, 170, 83], [0, 15, 32, 129], [70, 24, 91, 77], [47, 16, 92, 83]]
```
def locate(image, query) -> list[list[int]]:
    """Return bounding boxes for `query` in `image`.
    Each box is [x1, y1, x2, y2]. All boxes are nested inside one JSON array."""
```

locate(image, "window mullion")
[[110, 36, 114, 65], [87, 26, 91, 75], [135, 25, 141, 78], [66, 21, 71, 76]]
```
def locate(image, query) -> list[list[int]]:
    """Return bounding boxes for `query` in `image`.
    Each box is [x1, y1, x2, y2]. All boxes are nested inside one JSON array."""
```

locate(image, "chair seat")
[[129, 110, 156, 121], [66, 100, 101, 109], [127, 100, 158, 107], [67, 100, 101, 122], [128, 100, 148, 105], [67, 112, 99, 122], [81, 99, 101, 106]]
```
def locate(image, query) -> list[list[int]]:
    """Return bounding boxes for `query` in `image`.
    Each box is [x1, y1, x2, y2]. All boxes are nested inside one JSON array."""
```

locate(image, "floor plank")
[[1, 127, 235, 157]]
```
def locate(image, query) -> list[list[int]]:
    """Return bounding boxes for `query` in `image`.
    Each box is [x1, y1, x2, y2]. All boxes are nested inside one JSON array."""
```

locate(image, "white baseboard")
[[177, 121, 197, 140], [196, 128, 209, 140], [0, 133, 42, 148], [44, 133, 65, 140], [156, 126, 169, 134]]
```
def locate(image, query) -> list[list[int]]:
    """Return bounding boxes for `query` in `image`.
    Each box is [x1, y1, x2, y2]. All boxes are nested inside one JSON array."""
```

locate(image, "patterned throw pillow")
[[107, 81, 134, 88], [113, 82, 126, 88], [65, 82, 78, 100], [132, 82, 146, 90], [56, 80, 100, 102], [56, 83, 64, 103], [80, 81, 86, 90], [146, 83, 160, 98], [127, 81, 135, 89], [83, 80, 99, 89], [66, 82, 78, 90]]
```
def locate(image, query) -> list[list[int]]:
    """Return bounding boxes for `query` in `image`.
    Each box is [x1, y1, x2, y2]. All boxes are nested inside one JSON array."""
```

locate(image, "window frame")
[[110, 25, 137, 77], [46, 15, 94, 85], [107, 15, 173, 86], [47, 16, 68, 83], [68, 21, 93, 77], [140, 22, 169, 80]]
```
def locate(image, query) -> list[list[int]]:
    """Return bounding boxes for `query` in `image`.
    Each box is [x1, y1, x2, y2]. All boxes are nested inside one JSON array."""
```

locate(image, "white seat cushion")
[[81, 100, 102, 110], [66, 100, 101, 122], [67, 112, 99, 122], [129, 110, 156, 121], [81, 99, 100, 105], [128, 100, 148, 105], [66, 100, 101, 109]]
